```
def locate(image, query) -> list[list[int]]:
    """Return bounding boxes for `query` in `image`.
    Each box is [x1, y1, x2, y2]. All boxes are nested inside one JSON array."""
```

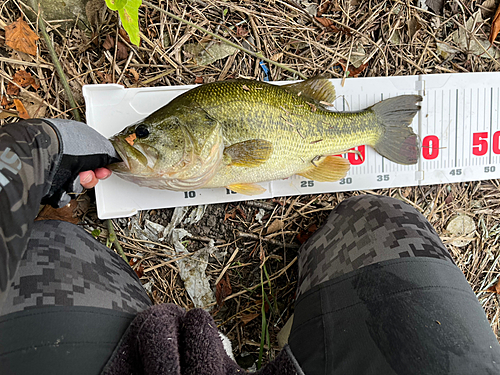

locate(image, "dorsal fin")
[[283, 76, 336, 104]]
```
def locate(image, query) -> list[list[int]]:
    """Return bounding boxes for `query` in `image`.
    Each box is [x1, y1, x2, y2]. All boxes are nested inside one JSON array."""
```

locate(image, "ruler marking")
[[418, 78, 424, 179], [455, 89, 458, 168], [448, 89, 452, 169], [380, 92, 385, 173], [466, 88, 471, 167], [442, 90, 445, 169], [490, 87, 493, 166], [495, 88, 500, 165]]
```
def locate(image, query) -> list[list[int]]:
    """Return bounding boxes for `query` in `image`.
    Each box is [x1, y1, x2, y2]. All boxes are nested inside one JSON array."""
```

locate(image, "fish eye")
[[135, 125, 149, 139]]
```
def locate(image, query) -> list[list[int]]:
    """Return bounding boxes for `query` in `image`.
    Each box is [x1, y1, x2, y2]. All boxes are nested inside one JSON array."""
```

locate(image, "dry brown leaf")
[[36, 200, 79, 224], [6, 83, 19, 96], [489, 3, 500, 44], [487, 279, 500, 294], [129, 68, 140, 83], [116, 40, 129, 60], [13, 99, 29, 119], [236, 206, 247, 220], [5, 17, 39, 56], [20, 91, 47, 118], [129, 258, 144, 278], [15, 70, 38, 89], [317, 0, 332, 16], [408, 17, 422, 40], [6, 81, 20, 96], [1, 96, 8, 107], [444, 193, 454, 205], [339, 59, 369, 77], [103, 34, 114, 50], [236, 25, 249, 37], [215, 273, 232, 307], [119, 28, 131, 44], [270, 52, 283, 61], [240, 312, 260, 325], [7, 70, 39, 96], [315, 17, 351, 35], [96, 71, 113, 84], [103, 34, 129, 61], [315, 17, 337, 30], [13, 70, 34, 87], [266, 219, 284, 235], [296, 223, 318, 244], [194, 76, 204, 84], [224, 208, 236, 221]]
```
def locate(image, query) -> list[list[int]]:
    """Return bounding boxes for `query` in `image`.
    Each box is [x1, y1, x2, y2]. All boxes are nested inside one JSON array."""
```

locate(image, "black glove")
[[41, 119, 120, 208]]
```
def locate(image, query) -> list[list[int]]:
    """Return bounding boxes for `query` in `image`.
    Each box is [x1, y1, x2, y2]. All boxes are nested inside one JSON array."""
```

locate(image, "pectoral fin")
[[298, 155, 350, 182], [224, 139, 273, 167], [227, 183, 267, 195]]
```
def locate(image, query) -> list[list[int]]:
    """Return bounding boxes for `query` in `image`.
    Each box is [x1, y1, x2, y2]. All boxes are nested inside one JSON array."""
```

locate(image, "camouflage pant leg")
[[0, 220, 152, 316], [297, 194, 454, 298]]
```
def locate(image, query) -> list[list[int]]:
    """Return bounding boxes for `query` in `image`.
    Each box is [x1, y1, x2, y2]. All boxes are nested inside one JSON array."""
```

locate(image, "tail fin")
[[370, 95, 421, 165]]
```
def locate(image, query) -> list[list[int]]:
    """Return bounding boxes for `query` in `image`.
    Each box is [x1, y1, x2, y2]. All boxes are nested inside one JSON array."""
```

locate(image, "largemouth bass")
[[109, 77, 421, 195]]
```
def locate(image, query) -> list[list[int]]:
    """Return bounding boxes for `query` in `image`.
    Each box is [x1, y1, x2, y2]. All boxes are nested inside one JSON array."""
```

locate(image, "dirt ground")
[[3, 0, 500, 368]]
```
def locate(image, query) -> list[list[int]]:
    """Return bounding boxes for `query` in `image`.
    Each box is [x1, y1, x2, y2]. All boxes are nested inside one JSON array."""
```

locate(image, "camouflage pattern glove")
[[41, 119, 120, 208]]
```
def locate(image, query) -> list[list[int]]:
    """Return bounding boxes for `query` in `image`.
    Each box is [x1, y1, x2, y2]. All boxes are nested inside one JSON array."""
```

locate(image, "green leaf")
[[118, 0, 142, 46], [91, 228, 101, 238], [105, 0, 127, 11]]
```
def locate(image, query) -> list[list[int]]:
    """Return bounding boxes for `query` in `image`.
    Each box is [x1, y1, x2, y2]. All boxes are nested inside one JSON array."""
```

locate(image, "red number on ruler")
[[422, 135, 439, 160], [472, 132, 488, 156], [347, 145, 365, 165], [493, 131, 500, 154]]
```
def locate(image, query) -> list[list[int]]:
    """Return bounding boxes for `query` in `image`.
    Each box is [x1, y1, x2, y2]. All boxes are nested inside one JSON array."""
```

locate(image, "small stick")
[[106, 219, 128, 262], [245, 200, 277, 211], [214, 247, 240, 286], [236, 230, 299, 249]]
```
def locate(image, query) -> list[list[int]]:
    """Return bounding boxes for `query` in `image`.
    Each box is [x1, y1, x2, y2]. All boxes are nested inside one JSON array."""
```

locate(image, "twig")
[[214, 247, 240, 286], [245, 200, 277, 211], [142, 1, 307, 79], [106, 219, 128, 262], [236, 230, 299, 249], [0, 56, 53, 69], [29, 1, 81, 121]]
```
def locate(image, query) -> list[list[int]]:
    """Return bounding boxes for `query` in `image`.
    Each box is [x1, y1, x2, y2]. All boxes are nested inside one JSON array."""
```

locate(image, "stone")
[[23, 0, 106, 29]]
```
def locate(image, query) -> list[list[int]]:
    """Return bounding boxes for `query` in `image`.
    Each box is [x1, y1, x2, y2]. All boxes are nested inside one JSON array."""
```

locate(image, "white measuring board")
[[83, 72, 500, 219]]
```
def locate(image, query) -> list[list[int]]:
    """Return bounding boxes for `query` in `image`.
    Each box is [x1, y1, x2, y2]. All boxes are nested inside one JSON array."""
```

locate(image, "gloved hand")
[[41, 119, 120, 208]]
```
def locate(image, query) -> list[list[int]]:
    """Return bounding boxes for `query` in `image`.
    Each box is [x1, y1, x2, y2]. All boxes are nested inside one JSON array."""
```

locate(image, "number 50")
[[472, 131, 500, 156]]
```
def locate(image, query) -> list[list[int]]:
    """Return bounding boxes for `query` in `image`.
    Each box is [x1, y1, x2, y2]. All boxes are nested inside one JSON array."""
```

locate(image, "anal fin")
[[297, 155, 350, 182], [227, 183, 267, 196]]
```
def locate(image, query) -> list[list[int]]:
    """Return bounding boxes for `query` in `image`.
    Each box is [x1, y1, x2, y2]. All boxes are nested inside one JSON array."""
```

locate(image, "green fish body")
[[109, 78, 421, 195]]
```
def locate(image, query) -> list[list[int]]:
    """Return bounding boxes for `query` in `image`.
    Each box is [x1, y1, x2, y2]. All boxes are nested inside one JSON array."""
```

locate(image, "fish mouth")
[[109, 137, 159, 173]]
